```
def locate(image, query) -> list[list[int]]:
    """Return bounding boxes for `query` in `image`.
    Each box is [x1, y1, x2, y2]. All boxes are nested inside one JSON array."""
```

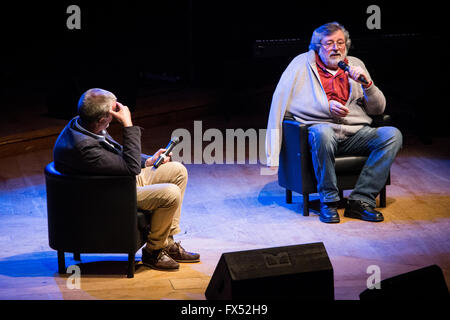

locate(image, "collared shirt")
[[75, 118, 120, 151], [315, 52, 350, 106]]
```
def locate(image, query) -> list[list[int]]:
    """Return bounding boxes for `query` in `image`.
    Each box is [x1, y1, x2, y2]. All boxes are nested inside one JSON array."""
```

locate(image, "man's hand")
[[329, 100, 349, 118], [145, 148, 172, 167], [344, 65, 370, 87], [109, 102, 133, 127]]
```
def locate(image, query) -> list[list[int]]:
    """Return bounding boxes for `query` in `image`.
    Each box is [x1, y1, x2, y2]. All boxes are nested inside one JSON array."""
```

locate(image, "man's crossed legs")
[[136, 161, 199, 270]]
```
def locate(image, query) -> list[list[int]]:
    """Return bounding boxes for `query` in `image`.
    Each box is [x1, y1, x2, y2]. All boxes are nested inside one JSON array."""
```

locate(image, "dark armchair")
[[45, 162, 150, 278], [278, 114, 391, 216]]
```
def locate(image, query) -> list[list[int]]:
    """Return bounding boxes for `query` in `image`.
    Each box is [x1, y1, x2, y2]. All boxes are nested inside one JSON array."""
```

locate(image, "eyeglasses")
[[320, 40, 346, 49]]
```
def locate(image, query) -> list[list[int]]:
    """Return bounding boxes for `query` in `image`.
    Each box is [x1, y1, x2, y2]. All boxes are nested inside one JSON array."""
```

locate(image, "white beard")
[[319, 49, 347, 70]]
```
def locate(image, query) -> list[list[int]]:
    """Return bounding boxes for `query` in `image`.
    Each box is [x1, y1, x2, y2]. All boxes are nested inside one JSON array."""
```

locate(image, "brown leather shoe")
[[165, 241, 200, 263], [141, 248, 179, 271]]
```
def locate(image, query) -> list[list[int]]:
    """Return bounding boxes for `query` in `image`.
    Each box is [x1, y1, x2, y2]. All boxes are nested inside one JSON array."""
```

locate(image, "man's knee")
[[378, 126, 403, 151], [164, 184, 182, 208], [391, 127, 403, 146], [172, 161, 188, 176], [164, 161, 188, 179]]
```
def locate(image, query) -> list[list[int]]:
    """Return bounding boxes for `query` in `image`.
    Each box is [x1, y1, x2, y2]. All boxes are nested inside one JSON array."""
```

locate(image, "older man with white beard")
[[265, 22, 402, 223]]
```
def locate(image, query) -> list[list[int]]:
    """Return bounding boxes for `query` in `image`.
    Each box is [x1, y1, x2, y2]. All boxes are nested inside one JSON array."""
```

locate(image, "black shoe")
[[344, 200, 384, 222], [141, 247, 180, 271], [165, 241, 200, 263], [319, 202, 340, 223]]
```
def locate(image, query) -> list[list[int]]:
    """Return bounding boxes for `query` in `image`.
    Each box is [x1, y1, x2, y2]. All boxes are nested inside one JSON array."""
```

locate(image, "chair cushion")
[[137, 210, 152, 231], [335, 156, 368, 173]]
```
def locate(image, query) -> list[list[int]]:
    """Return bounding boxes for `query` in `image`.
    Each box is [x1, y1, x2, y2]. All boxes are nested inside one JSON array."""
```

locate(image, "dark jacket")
[[53, 117, 150, 176]]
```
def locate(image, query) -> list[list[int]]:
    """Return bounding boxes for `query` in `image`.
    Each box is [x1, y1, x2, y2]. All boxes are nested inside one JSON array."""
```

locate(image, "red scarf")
[[315, 52, 350, 105]]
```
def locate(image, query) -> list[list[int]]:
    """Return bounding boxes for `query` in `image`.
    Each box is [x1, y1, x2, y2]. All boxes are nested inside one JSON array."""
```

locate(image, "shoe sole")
[[319, 216, 340, 223], [174, 258, 200, 263], [344, 210, 384, 222], [141, 261, 180, 272]]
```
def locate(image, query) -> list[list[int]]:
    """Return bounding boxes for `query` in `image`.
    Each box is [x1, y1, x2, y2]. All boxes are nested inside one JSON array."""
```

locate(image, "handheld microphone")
[[153, 136, 180, 168], [337, 61, 369, 85]]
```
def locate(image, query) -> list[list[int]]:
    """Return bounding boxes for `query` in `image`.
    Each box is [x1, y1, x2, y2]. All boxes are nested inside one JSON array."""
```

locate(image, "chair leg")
[[379, 185, 387, 208], [57, 251, 66, 274], [127, 253, 135, 278], [338, 189, 344, 201], [286, 189, 292, 204], [338, 189, 346, 208], [73, 252, 81, 261], [303, 193, 309, 216]]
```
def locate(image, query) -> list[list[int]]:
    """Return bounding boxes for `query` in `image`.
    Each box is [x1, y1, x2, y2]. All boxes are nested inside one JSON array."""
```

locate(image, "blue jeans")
[[308, 124, 402, 207]]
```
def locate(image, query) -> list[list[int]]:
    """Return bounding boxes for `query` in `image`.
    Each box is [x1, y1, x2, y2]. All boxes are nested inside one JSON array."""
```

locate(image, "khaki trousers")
[[136, 161, 187, 250]]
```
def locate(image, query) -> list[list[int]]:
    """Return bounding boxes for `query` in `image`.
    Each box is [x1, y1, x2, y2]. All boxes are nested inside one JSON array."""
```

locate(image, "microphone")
[[337, 61, 369, 85], [153, 136, 180, 168]]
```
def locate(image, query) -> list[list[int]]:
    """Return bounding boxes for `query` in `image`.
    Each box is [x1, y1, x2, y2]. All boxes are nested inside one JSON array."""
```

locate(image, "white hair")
[[309, 22, 351, 52]]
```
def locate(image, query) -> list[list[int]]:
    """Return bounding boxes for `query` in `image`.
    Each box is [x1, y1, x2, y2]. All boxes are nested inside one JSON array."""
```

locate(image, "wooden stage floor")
[[0, 90, 449, 300]]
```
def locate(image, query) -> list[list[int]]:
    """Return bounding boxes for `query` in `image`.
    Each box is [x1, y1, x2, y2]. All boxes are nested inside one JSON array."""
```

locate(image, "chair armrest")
[[278, 119, 317, 193], [283, 114, 391, 128], [370, 114, 391, 127], [282, 119, 310, 156]]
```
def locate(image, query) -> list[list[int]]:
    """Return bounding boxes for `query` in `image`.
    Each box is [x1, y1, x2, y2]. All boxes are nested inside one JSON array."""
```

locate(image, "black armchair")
[[278, 115, 391, 216], [45, 162, 150, 278]]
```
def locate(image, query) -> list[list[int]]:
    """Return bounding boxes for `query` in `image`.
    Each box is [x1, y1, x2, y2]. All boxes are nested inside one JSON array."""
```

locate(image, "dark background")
[[0, 1, 445, 139]]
